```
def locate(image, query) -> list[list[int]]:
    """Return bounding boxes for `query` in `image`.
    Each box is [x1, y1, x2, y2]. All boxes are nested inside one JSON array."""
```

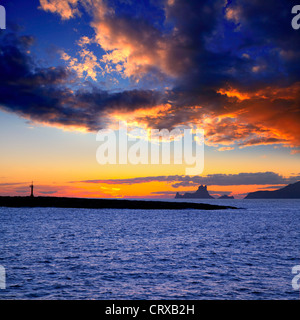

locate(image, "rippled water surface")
[[0, 199, 299, 299]]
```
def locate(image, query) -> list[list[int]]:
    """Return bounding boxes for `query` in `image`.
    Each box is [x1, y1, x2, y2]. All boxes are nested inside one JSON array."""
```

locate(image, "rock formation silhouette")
[[175, 185, 215, 199]]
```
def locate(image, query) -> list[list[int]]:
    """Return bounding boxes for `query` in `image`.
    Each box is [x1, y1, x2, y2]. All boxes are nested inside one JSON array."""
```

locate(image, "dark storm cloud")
[[0, 31, 164, 130], [77, 172, 300, 186], [163, 0, 300, 97], [163, 0, 300, 147]]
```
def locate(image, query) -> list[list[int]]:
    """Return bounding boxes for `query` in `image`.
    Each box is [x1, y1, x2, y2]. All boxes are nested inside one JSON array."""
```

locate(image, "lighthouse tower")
[[29, 181, 34, 197]]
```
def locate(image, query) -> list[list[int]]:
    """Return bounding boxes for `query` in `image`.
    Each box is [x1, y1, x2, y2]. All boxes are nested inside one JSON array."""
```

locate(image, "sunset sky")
[[0, 0, 299, 199]]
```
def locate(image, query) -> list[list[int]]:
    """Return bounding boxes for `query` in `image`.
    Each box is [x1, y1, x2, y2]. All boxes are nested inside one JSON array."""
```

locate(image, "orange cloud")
[[92, 20, 166, 80], [106, 103, 173, 129], [218, 146, 234, 151], [88, 0, 192, 82], [39, 0, 80, 20], [61, 48, 101, 81], [225, 6, 242, 24], [217, 88, 250, 101]]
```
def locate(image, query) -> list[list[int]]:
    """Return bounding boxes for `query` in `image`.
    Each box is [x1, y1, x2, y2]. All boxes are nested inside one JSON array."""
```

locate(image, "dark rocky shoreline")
[[0, 196, 238, 210]]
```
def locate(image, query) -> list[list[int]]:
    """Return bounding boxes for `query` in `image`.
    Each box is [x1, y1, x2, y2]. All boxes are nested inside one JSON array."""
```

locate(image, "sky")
[[0, 0, 299, 199]]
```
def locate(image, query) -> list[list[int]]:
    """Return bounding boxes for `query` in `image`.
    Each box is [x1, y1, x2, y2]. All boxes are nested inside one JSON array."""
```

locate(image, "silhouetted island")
[[245, 181, 300, 199], [175, 185, 215, 199], [0, 196, 238, 210], [218, 195, 234, 199]]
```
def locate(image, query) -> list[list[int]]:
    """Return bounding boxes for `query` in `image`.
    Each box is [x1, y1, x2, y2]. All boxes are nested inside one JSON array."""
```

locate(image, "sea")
[[0, 199, 299, 300]]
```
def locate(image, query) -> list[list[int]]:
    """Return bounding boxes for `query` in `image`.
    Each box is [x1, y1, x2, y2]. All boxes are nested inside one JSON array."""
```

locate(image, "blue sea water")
[[0, 199, 299, 300]]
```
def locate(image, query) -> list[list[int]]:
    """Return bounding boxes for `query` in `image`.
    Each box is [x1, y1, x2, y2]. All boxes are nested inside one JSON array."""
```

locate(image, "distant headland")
[[244, 181, 300, 199], [0, 196, 238, 210]]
